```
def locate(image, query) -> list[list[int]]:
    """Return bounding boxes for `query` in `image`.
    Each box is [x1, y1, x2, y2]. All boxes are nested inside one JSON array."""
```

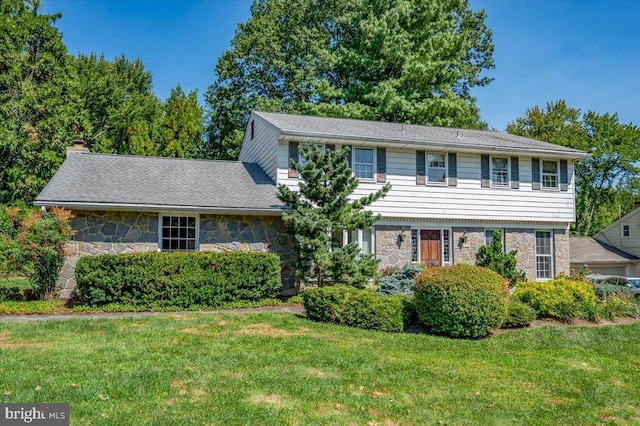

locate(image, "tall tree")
[[71, 53, 163, 156], [0, 0, 77, 203], [507, 100, 640, 235], [277, 145, 390, 287], [157, 85, 205, 158], [206, 0, 494, 160]]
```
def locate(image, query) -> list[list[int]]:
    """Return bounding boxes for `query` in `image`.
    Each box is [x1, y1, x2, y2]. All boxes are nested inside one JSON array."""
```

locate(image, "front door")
[[420, 230, 441, 267]]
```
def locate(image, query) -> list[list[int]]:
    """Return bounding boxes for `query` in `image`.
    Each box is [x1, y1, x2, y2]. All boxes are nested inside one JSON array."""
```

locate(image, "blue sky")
[[45, 0, 639, 131]]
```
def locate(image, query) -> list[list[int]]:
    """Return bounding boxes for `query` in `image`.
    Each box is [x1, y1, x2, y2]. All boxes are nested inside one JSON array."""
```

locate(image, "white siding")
[[278, 146, 578, 223], [595, 209, 640, 257], [238, 114, 281, 182]]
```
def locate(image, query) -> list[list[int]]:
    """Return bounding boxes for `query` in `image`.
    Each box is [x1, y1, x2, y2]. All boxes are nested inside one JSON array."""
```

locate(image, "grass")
[[1, 313, 639, 425], [0, 276, 30, 291]]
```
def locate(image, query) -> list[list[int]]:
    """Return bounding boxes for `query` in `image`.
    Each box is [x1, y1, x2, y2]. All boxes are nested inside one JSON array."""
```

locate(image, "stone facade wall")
[[554, 228, 570, 277], [451, 228, 485, 265], [58, 210, 296, 299], [375, 225, 412, 270], [504, 228, 537, 281], [199, 214, 296, 289]]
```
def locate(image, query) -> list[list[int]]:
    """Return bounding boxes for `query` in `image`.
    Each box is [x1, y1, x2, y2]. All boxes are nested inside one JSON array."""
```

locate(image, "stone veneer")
[[373, 225, 570, 282], [58, 210, 296, 299], [375, 225, 412, 269]]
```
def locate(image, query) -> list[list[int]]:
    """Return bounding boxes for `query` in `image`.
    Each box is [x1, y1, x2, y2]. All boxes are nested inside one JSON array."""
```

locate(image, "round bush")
[[413, 264, 508, 338], [502, 299, 536, 328]]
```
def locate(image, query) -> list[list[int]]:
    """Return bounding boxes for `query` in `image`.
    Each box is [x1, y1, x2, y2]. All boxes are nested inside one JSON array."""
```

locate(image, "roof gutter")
[[33, 201, 287, 216], [280, 131, 590, 160]]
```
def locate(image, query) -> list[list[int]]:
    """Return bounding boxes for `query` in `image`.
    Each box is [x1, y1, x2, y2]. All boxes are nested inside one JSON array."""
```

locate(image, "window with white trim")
[[623, 225, 630, 237], [542, 160, 558, 189], [442, 229, 451, 265], [427, 153, 446, 184], [485, 229, 505, 252], [333, 228, 375, 255], [160, 215, 198, 251], [354, 148, 374, 180], [490, 157, 509, 187], [535, 231, 553, 279]]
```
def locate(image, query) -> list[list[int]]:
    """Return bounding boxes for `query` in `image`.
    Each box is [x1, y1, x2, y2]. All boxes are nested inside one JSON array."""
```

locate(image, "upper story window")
[[427, 153, 446, 184], [542, 160, 558, 189], [491, 157, 509, 187], [623, 225, 630, 237], [354, 148, 374, 180], [299, 144, 324, 166], [160, 215, 198, 252]]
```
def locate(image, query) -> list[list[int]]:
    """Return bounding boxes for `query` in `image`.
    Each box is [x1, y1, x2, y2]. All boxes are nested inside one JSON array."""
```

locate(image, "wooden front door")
[[420, 230, 441, 267]]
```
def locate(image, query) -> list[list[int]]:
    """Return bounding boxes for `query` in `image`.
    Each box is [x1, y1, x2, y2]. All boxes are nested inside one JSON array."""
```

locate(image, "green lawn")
[[1, 313, 639, 425], [0, 276, 30, 290]]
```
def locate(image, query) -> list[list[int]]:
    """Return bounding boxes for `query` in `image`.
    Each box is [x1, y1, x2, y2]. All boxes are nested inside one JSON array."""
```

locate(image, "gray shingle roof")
[[570, 237, 639, 264], [254, 111, 588, 158], [35, 153, 284, 212]]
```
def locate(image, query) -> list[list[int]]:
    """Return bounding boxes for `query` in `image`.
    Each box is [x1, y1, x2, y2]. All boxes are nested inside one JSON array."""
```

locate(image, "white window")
[[334, 228, 374, 255], [542, 160, 558, 189], [535, 231, 553, 279], [491, 157, 509, 187], [623, 225, 630, 237], [160, 215, 198, 251], [485, 229, 505, 251], [427, 153, 446, 184], [442, 229, 451, 265], [354, 148, 374, 180]]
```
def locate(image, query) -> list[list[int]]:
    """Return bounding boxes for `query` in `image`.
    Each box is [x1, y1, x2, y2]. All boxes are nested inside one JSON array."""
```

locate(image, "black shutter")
[[377, 147, 386, 183], [560, 159, 568, 191], [250, 120, 254, 140], [481, 154, 490, 188], [288, 142, 299, 178], [416, 151, 426, 185], [532, 158, 541, 190], [448, 152, 457, 186], [510, 156, 519, 189]]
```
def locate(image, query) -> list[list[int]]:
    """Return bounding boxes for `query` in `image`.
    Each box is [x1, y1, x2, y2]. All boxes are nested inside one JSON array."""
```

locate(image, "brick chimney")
[[66, 139, 89, 157]]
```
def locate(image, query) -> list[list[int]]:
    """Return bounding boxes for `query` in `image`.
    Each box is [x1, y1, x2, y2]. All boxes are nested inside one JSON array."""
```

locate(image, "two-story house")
[[35, 111, 588, 298]]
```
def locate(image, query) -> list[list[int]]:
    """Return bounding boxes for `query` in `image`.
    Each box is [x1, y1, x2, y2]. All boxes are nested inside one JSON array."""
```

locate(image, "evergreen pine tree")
[[475, 230, 525, 286], [277, 145, 390, 287]]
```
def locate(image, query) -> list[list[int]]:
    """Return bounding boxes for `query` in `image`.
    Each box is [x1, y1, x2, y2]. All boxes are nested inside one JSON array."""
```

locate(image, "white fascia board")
[[33, 201, 286, 216]]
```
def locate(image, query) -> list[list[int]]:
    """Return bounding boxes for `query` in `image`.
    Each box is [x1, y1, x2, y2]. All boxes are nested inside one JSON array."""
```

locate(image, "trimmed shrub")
[[413, 264, 508, 338], [594, 283, 631, 300], [377, 263, 424, 297], [0, 286, 23, 301], [512, 278, 597, 321], [303, 285, 408, 332], [502, 299, 536, 328], [596, 294, 640, 320], [75, 251, 281, 307]]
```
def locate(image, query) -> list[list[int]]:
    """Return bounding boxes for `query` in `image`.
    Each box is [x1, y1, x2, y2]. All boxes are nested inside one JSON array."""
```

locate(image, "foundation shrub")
[[75, 251, 281, 307], [303, 285, 408, 332], [512, 278, 597, 321], [413, 264, 508, 338], [594, 283, 631, 300], [0, 286, 23, 301], [502, 299, 536, 328], [596, 294, 640, 320], [377, 263, 424, 297]]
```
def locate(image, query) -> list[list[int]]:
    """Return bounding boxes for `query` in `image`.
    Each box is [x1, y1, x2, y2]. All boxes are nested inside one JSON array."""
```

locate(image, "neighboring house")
[[569, 236, 639, 276], [571, 202, 640, 276], [36, 112, 588, 298]]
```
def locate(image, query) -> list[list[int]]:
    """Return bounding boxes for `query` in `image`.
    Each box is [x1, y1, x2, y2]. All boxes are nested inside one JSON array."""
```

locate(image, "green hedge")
[[413, 264, 508, 338], [303, 285, 410, 333], [502, 299, 536, 329], [512, 278, 597, 321], [75, 251, 281, 307]]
